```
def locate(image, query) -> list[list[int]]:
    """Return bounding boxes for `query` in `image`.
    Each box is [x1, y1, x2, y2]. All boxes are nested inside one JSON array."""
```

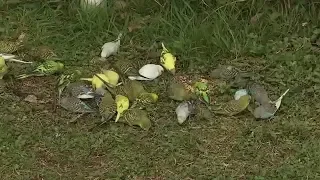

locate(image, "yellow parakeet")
[[115, 95, 130, 122], [160, 43, 176, 74]]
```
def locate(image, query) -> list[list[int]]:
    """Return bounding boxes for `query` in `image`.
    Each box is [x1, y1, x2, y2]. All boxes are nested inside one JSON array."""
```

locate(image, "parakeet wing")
[[120, 108, 151, 130]]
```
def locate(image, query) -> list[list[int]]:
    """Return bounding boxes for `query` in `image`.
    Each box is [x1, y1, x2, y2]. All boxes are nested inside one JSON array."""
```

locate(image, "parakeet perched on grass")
[[16, 60, 64, 79], [100, 33, 122, 60], [115, 95, 130, 122], [0, 32, 26, 53], [193, 81, 210, 104], [80, 73, 110, 90], [176, 101, 196, 124], [168, 80, 192, 101], [212, 95, 251, 116], [128, 64, 164, 81], [59, 96, 96, 113], [119, 108, 151, 130], [98, 91, 117, 122], [209, 65, 239, 80], [28, 45, 58, 61], [160, 43, 176, 74], [0, 57, 8, 79]]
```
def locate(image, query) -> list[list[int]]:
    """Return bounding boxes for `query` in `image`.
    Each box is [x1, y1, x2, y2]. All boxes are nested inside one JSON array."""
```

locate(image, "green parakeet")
[[209, 65, 239, 80], [16, 60, 64, 79], [212, 95, 251, 116], [98, 91, 116, 121], [0, 57, 8, 79], [57, 70, 83, 100], [113, 58, 140, 77], [168, 80, 192, 101], [193, 81, 210, 104], [28, 45, 58, 61], [0, 33, 25, 53], [122, 80, 146, 101], [132, 92, 158, 110], [59, 96, 96, 113], [119, 108, 151, 130]]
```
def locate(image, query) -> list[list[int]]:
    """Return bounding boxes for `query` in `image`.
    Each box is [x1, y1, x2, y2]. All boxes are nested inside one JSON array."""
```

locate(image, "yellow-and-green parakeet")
[[212, 95, 251, 116], [193, 81, 210, 104], [115, 95, 130, 122], [168, 80, 192, 101], [16, 60, 64, 79], [119, 108, 151, 130], [98, 91, 117, 122]]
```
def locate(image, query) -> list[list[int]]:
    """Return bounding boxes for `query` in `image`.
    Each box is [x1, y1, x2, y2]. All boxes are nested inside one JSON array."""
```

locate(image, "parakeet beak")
[[169, 68, 176, 75]]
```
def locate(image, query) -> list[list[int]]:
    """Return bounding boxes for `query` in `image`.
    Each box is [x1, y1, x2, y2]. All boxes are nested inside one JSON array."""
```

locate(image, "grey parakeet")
[[209, 65, 240, 80], [59, 96, 96, 113], [175, 101, 196, 124], [246, 81, 271, 105]]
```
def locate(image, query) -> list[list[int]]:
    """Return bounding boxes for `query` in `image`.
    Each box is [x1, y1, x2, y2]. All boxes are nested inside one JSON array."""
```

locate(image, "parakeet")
[[63, 82, 95, 99], [128, 64, 164, 81], [122, 80, 146, 101], [253, 103, 277, 119], [119, 108, 151, 130], [113, 58, 140, 77], [168, 80, 192, 101], [57, 70, 83, 100], [115, 95, 130, 122], [16, 60, 64, 79], [193, 81, 210, 104], [59, 96, 96, 113], [209, 65, 239, 80], [234, 89, 248, 100], [98, 91, 117, 121], [246, 81, 271, 105], [100, 33, 122, 60], [213, 95, 251, 116], [80, 73, 110, 90], [132, 92, 158, 110], [28, 45, 58, 60], [0, 33, 25, 53], [271, 88, 289, 110], [102, 69, 120, 87], [176, 101, 196, 124], [160, 43, 176, 74], [0, 57, 8, 79]]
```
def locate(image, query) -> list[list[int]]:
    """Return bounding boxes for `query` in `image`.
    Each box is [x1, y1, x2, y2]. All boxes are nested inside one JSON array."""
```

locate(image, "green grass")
[[1, 0, 320, 179]]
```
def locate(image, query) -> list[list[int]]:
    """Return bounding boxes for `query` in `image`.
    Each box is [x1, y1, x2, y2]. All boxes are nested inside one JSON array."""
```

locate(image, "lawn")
[[1, 0, 320, 179]]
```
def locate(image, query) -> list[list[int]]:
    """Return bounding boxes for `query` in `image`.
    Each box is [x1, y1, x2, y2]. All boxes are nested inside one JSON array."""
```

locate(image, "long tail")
[[6, 58, 33, 64], [16, 73, 43, 79], [128, 76, 152, 81], [161, 42, 169, 53], [80, 78, 93, 82]]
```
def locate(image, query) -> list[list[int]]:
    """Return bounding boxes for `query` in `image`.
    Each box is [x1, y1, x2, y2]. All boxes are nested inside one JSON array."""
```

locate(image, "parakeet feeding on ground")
[[28, 45, 58, 61], [63, 82, 95, 99], [160, 43, 176, 74], [246, 81, 271, 105], [168, 80, 192, 101], [175, 101, 196, 124], [122, 80, 146, 101], [131, 92, 158, 110], [212, 95, 251, 116], [193, 81, 210, 104], [210, 65, 240, 80], [115, 95, 130, 122], [234, 89, 248, 100], [119, 108, 151, 130], [16, 60, 64, 79], [100, 33, 122, 60], [128, 64, 164, 81], [102, 69, 120, 87], [59, 96, 96, 113], [80, 73, 110, 90], [113, 59, 140, 77], [253, 103, 277, 119], [98, 91, 117, 122], [0, 32, 26, 53], [0, 57, 8, 79]]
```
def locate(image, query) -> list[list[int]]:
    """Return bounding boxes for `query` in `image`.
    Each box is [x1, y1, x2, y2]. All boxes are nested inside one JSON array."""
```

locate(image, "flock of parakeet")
[[0, 32, 290, 130]]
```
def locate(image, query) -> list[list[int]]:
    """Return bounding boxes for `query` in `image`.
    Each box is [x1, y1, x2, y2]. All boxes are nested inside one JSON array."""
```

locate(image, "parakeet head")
[[0, 57, 5, 66], [57, 62, 64, 70], [115, 95, 130, 112], [194, 82, 208, 92], [150, 93, 158, 102]]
